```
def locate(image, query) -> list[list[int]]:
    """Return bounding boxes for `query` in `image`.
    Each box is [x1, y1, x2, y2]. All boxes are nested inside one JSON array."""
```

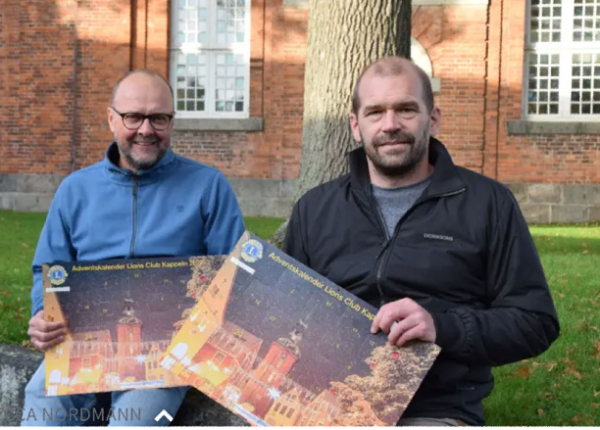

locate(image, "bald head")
[[352, 57, 434, 115], [111, 69, 174, 109]]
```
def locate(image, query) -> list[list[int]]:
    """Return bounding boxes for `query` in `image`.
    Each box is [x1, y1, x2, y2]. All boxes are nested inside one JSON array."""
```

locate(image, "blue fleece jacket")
[[31, 143, 245, 316]]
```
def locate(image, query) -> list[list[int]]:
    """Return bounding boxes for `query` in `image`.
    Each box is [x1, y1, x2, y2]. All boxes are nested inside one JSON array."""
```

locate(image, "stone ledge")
[[0, 344, 43, 426], [174, 118, 263, 132], [0, 343, 247, 427], [506, 120, 600, 135], [0, 174, 64, 193], [0, 193, 54, 212]]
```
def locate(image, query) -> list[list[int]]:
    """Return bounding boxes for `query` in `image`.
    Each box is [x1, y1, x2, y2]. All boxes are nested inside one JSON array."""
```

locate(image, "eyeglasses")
[[110, 107, 174, 131]]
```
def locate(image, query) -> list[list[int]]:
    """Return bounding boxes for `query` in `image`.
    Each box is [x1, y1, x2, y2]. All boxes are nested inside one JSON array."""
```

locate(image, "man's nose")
[[137, 118, 154, 135], [381, 110, 401, 132]]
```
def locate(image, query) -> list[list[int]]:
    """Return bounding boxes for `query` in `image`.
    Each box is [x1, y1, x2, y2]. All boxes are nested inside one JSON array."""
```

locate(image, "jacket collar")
[[349, 137, 465, 197], [103, 142, 177, 185]]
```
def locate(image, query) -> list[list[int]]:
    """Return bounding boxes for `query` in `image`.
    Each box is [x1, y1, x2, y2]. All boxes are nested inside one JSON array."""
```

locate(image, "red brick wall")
[[0, 0, 77, 174], [1, 0, 598, 186], [412, 4, 488, 172]]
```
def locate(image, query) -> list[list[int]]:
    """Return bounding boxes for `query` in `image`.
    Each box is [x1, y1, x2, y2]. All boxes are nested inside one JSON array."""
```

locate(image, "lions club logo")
[[47, 265, 68, 285], [241, 239, 263, 263]]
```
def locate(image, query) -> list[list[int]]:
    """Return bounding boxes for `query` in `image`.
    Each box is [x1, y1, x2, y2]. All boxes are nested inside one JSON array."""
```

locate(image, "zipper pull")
[[375, 240, 390, 260]]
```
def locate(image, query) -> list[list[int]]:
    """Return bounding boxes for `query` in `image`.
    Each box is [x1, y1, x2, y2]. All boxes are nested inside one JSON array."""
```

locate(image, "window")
[[213, 351, 226, 366], [524, 0, 600, 119], [170, 0, 251, 118]]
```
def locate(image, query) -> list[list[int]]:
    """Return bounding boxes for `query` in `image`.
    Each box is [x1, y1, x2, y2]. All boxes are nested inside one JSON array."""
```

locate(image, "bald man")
[[283, 57, 559, 426], [22, 69, 245, 426]]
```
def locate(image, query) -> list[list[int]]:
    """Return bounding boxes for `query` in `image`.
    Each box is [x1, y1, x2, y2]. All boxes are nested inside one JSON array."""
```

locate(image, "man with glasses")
[[22, 69, 245, 426]]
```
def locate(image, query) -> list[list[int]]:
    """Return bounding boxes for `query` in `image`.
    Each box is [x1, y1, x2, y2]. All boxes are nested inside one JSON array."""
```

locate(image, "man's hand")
[[28, 311, 67, 352], [371, 298, 436, 346]]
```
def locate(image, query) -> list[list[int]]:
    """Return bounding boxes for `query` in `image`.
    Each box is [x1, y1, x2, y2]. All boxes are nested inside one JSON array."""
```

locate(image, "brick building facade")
[[1, 0, 599, 222]]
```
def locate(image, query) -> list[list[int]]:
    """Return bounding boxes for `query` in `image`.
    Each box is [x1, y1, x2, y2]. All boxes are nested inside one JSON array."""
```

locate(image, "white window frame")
[[169, 0, 251, 119], [523, 0, 600, 121]]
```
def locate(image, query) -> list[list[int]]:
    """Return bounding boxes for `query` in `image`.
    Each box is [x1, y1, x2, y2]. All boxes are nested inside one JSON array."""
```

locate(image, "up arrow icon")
[[154, 409, 174, 423]]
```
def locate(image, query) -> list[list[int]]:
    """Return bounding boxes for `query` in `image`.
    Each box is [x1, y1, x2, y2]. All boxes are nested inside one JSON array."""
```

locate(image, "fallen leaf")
[[583, 249, 589, 254], [559, 293, 565, 298], [546, 362, 556, 371], [21, 242, 29, 248], [594, 390, 600, 397], [537, 408, 544, 417], [582, 242, 588, 247], [594, 341, 600, 359], [513, 365, 534, 379], [592, 403, 599, 409], [570, 416, 583, 424]]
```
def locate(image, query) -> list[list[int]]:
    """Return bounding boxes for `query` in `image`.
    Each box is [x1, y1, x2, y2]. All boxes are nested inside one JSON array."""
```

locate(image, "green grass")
[[484, 224, 600, 426], [1, 210, 598, 425]]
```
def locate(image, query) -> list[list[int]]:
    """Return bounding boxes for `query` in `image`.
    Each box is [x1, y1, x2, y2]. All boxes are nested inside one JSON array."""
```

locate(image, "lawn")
[[0, 210, 598, 425]]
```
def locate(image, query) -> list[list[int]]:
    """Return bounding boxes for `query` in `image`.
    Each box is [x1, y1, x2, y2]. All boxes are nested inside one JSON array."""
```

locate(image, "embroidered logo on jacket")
[[423, 233, 454, 242]]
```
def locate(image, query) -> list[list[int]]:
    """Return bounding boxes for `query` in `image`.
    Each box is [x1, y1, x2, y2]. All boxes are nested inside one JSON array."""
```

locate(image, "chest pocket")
[[384, 231, 487, 305]]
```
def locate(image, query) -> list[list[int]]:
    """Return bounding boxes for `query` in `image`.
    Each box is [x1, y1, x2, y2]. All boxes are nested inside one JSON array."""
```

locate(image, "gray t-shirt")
[[372, 177, 431, 238]]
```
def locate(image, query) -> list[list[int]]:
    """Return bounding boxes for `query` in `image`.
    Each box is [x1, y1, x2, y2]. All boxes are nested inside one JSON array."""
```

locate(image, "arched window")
[[411, 37, 441, 93]]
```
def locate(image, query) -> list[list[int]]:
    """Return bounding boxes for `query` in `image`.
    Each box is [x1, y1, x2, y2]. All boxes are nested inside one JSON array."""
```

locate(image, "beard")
[[362, 122, 430, 179], [115, 137, 168, 171]]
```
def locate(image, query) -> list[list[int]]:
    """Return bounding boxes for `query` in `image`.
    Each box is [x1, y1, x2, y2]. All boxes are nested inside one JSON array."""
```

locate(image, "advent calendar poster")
[[161, 231, 440, 426], [42, 255, 225, 395]]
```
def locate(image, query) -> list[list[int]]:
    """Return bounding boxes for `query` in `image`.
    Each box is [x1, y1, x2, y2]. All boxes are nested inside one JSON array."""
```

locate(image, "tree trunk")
[[271, 0, 412, 247]]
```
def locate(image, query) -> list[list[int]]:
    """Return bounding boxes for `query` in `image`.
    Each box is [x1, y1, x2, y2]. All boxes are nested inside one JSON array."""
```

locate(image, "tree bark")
[[271, 0, 412, 247]]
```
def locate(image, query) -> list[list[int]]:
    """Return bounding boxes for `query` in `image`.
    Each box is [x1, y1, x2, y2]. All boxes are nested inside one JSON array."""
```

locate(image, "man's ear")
[[349, 112, 362, 142], [429, 106, 441, 136], [107, 107, 115, 134]]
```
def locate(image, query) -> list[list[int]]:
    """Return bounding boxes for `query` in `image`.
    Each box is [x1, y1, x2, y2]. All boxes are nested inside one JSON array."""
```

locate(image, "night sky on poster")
[[223, 238, 387, 395], [52, 258, 199, 343]]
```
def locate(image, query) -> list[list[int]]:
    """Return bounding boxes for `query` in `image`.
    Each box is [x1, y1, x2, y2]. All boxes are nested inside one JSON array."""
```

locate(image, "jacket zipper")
[[373, 187, 466, 306], [129, 176, 139, 258], [368, 189, 391, 306]]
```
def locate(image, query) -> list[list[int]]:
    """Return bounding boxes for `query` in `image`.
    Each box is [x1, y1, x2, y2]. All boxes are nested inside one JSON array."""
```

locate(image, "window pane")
[[574, 0, 600, 41], [526, 51, 560, 115]]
